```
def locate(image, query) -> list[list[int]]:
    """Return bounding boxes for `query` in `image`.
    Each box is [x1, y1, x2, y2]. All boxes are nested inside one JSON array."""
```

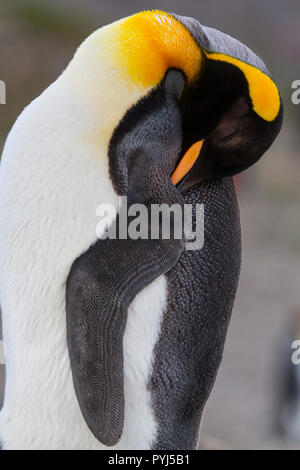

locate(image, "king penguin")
[[0, 11, 282, 450]]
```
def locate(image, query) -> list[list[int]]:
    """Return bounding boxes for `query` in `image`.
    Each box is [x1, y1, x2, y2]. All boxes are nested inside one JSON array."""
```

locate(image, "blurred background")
[[0, 0, 299, 449]]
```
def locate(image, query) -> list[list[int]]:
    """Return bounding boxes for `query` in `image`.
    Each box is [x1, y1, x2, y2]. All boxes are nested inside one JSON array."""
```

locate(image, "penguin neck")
[[60, 35, 152, 147]]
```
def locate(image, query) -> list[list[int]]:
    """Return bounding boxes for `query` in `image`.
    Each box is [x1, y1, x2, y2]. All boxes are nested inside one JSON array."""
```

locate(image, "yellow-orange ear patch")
[[205, 52, 280, 122], [89, 11, 280, 123], [114, 11, 202, 88]]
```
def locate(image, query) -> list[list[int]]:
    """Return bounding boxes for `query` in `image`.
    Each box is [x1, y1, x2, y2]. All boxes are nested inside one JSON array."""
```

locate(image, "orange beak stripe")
[[171, 140, 204, 186]]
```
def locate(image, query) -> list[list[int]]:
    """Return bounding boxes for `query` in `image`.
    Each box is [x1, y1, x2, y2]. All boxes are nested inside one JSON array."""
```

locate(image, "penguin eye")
[[219, 131, 236, 145]]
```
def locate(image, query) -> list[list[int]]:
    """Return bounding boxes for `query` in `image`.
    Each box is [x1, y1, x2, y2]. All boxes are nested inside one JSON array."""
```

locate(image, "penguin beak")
[[171, 140, 204, 186]]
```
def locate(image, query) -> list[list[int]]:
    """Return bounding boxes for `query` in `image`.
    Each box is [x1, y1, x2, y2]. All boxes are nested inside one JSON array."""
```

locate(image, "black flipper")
[[66, 70, 186, 446], [66, 233, 183, 446]]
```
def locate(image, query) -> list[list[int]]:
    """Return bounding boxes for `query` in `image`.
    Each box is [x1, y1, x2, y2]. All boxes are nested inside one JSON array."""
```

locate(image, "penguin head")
[[67, 10, 283, 197], [173, 14, 283, 189]]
